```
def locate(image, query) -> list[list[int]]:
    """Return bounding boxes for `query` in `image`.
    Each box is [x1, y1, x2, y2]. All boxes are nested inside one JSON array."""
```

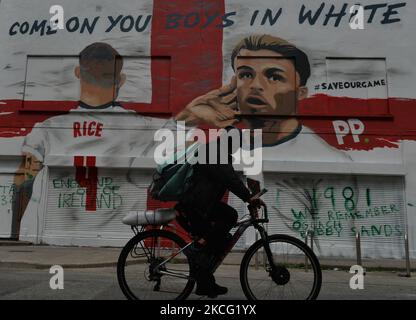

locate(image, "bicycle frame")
[[152, 204, 275, 280], [119, 194, 322, 300], [212, 204, 272, 272], [134, 197, 274, 283], [132, 225, 194, 280]]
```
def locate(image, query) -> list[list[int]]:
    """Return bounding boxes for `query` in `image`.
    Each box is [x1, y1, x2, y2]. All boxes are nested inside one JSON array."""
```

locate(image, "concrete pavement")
[[1, 241, 416, 300], [1, 264, 416, 300], [0, 241, 415, 272], [0, 244, 121, 269]]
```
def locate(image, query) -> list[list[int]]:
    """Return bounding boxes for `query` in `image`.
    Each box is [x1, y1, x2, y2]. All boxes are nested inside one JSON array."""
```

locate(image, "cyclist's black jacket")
[[179, 163, 251, 218], [178, 128, 251, 218]]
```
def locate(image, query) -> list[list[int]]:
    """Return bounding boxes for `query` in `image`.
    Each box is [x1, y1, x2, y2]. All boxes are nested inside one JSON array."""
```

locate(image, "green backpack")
[[149, 142, 200, 202]]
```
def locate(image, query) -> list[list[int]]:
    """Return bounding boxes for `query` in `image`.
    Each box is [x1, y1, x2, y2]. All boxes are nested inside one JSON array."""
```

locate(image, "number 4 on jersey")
[[74, 156, 98, 211]]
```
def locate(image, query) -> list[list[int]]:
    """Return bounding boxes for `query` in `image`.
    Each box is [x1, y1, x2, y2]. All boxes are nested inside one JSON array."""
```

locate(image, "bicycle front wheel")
[[240, 234, 322, 300], [117, 229, 195, 300]]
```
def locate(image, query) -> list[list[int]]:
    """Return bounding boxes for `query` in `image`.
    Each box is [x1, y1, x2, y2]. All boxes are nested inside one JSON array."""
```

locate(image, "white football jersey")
[[19, 103, 186, 240], [21, 102, 178, 167], [259, 125, 352, 163]]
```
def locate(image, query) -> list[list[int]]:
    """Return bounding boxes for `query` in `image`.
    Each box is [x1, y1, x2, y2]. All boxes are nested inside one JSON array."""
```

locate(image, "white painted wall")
[[0, 0, 415, 260]]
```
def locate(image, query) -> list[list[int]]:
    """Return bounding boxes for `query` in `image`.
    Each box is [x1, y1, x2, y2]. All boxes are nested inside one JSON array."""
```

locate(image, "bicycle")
[[117, 188, 322, 300]]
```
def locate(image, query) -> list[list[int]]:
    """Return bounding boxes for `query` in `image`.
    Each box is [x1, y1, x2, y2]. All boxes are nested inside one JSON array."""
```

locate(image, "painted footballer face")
[[234, 49, 307, 117]]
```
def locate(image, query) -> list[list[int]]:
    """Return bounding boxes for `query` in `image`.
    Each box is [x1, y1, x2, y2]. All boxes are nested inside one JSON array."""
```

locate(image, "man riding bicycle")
[[175, 128, 264, 298]]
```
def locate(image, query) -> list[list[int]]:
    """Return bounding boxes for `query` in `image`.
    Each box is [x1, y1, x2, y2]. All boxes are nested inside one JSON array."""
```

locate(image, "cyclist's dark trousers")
[[201, 201, 238, 254]]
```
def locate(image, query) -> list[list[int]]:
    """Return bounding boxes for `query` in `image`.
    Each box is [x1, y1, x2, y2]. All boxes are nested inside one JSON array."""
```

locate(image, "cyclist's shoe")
[[195, 274, 228, 298], [195, 283, 228, 298]]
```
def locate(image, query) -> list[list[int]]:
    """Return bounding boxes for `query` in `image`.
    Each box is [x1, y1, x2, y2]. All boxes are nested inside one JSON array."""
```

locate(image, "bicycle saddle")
[[122, 208, 176, 226]]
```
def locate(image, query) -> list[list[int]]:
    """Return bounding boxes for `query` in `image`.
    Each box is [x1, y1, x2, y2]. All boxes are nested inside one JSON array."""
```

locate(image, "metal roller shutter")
[[263, 173, 407, 259], [0, 173, 16, 238], [44, 168, 153, 245]]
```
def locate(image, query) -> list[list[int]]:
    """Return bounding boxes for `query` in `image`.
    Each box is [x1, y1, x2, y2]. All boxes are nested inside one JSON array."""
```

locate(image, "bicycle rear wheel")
[[117, 229, 195, 300], [240, 234, 322, 300]]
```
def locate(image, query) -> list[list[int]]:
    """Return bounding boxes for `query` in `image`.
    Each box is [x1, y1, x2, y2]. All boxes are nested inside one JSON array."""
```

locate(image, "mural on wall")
[[174, 31, 407, 258], [12, 42, 180, 239], [262, 174, 406, 258], [0, 0, 415, 257], [177, 34, 352, 163]]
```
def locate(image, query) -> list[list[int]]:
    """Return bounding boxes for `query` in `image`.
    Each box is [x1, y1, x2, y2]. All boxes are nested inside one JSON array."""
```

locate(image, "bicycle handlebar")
[[251, 188, 268, 200], [248, 188, 268, 220]]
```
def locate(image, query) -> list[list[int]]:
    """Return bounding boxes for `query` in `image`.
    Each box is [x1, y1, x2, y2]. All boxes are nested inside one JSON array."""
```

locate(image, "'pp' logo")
[[333, 119, 365, 145]]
